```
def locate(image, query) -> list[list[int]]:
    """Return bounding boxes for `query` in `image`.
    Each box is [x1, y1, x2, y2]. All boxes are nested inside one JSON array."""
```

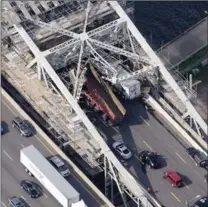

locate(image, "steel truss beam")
[[42, 18, 125, 56], [109, 1, 208, 135], [102, 65, 156, 84], [14, 24, 160, 207], [86, 40, 117, 76], [89, 38, 150, 65]]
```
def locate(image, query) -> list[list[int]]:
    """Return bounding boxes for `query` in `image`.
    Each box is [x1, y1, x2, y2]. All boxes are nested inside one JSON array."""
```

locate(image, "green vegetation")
[[178, 45, 208, 75]]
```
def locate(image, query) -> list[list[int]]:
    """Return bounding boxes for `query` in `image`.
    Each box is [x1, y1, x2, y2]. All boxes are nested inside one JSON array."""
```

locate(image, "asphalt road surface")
[[1, 98, 102, 207], [93, 99, 207, 207]]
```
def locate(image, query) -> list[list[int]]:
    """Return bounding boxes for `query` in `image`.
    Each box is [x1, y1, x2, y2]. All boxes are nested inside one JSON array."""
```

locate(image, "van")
[[49, 156, 70, 177]]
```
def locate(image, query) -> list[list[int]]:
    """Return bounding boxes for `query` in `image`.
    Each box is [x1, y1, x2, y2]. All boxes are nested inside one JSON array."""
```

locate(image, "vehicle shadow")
[[1, 121, 10, 134], [157, 154, 168, 168], [177, 173, 193, 186], [116, 99, 161, 200]]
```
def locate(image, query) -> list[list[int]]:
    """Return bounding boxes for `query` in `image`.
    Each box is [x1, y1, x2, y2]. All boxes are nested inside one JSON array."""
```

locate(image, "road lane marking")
[[183, 181, 190, 189], [140, 116, 150, 127], [35, 135, 53, 155], [176, 152, 187, 164], [1, 201, 7, 207], [3, 96, 103, 205], [171, 192, 181, 203], [21, 196, 26, 201], [3, 98, 53, 155], [20, 144, 25, 148], [143, 140, 153, 151], [3, 150, 13, 161], [43, 193, 48, 198]]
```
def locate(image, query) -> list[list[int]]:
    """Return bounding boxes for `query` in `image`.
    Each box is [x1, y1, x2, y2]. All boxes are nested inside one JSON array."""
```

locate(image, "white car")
[[112, 141, 132, 160]]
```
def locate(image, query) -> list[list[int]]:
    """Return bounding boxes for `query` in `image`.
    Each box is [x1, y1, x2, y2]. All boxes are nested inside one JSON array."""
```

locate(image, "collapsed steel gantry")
[[2, 1, 207, 207]]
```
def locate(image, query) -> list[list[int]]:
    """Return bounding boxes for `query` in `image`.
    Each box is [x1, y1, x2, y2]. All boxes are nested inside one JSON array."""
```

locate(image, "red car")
[[163, 170, 183, 187]]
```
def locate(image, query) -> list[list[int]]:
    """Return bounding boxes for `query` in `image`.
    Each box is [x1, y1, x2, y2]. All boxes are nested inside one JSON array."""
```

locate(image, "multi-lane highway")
[[94, 99, 207, 207], [1, 97, 102, 207]]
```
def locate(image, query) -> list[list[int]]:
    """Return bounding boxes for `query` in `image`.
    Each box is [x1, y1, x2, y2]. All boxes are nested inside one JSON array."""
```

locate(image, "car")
[[12, 117, 32, 137], [8, 196, 28, 207], [112, 141, 132, 160], [186, 147, 208, 170], [49, 155, 70, 177], [138, 151, 161, 169], [20, 180, 42, 198], [194, 196, 208, 207], [163, 170, 183, 187]]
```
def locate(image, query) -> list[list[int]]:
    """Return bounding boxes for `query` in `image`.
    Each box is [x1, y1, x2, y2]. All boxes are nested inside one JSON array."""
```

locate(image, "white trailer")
[[20, 145, 87, 207]]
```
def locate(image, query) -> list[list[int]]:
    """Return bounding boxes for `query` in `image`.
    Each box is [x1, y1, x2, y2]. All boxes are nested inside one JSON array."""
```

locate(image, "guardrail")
[[145, 95, 207, 156], [1, 88, 115, 207]]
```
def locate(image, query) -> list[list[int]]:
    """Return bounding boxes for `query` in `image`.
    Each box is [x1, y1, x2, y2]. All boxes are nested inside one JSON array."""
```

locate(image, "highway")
[[94, 99, 207, 207], [1, 97, 102, 207]]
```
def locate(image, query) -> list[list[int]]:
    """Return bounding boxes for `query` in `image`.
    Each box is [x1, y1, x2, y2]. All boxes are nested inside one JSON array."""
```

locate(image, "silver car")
[[8, 196, 28, 207], [112, 141, 132, 160], [12, 117, 32, 137], [49, 155, 70, 177]]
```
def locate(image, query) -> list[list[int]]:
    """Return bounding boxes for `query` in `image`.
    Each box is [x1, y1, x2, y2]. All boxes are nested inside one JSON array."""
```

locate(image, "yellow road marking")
[[171, 192, 181, 203], [143, 140, 153, 151], [140, 116, 150, 127], [2, 99, 18, 116], [176, 152, 187, 164]]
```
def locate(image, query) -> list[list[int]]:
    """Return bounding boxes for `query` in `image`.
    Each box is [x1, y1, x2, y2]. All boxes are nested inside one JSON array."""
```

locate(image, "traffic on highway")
[[1, 98, 102, 207], [92, 99, 208, 207]]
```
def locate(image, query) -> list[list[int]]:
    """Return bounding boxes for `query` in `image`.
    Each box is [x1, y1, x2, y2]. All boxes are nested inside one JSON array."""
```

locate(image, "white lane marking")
[[20, 144, 25, 148], [183, 181, 190, 189], [176, 152, 187, 164], [140, 116, 150, 127], [1, 201, 7, 207], [35, 135, 53, 155], [3, 150, 13, 161], [143, 140, 153, 151], [171, 192, 181, 203], [3, 99, 53, 155], [43, 193, 48, 198], [21, 196, 26, 201]]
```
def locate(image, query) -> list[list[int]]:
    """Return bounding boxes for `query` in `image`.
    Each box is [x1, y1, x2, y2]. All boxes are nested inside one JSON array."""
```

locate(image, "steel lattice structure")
[[1, 1, 207, 207]]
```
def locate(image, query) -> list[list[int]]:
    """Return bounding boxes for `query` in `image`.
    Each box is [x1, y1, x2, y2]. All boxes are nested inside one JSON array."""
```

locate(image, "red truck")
[[83, 64, 126, 125]]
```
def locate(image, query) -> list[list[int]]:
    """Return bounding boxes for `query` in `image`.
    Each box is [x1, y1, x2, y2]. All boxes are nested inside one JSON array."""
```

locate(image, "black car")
[[186, 147, 208, 170], [20, 180, 42, 198], [12, 117, 32, 137], [194, 196, 208, 207], [138, 151, 161, 169]]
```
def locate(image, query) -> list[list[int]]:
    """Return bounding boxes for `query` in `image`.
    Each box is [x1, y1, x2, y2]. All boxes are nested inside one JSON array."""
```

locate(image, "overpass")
[[1, 1, 207, 207]]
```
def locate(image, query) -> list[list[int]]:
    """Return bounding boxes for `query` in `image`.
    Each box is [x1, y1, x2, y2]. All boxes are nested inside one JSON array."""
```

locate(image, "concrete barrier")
[[1, 88, 115, 207], [146, 95, 207, 156]]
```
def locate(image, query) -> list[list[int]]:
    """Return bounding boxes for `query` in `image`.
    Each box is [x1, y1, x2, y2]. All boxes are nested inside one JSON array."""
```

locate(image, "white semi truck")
[[20, 145, 87, 207]]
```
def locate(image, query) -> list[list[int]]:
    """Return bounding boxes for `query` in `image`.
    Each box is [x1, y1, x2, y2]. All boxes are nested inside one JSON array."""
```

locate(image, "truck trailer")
[[83, 63, 126, 125], [20, 145, 87, 207]]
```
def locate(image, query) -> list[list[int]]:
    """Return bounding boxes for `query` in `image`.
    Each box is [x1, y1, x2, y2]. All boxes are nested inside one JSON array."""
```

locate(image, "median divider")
[[146, 95, 207, 156], [2, 88, 115, 207]]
